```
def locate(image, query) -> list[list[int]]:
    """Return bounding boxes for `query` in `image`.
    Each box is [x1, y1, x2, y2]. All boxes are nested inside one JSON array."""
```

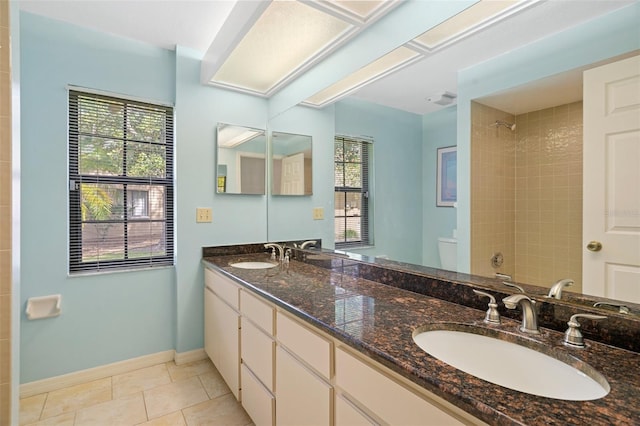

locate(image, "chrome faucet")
[[300, 240, 317, 249], [503, 294, 540, 334], [264, 243, 285, 262], [548, 278, 574, 299]]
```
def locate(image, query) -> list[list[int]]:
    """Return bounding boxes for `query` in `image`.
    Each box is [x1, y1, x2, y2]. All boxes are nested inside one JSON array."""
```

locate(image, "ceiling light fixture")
[[217, 125, 263, 148], [412, 0, 530, 52], [303, 46, 421, 107]]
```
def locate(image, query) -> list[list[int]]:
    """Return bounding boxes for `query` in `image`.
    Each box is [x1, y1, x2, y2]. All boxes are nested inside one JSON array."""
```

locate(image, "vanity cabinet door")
[[276, 346, 332, 426], [335, 347, 465, 426], [204, 286, 217, 364], [204, 268, 241, 400], [212, 294, 240, 400]]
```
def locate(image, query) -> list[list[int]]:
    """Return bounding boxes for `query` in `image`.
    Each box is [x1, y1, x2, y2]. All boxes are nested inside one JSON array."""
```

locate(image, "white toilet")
[[438, 237, 457, 271]]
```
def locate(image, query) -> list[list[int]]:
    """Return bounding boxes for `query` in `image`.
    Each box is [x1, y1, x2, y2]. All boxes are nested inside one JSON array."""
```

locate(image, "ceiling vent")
[[426, 91, 457, 106]]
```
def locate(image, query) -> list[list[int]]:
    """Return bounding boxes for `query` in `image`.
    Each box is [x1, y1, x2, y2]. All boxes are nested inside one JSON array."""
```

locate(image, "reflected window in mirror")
[[216, 123, 267, 195], [271, 131, 312, 196], [334, 135, 371, 248]]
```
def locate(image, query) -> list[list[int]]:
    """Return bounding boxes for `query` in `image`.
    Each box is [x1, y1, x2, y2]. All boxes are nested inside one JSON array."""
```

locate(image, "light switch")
[[313, 207, 324, 220], [196, 208, 212, 223]]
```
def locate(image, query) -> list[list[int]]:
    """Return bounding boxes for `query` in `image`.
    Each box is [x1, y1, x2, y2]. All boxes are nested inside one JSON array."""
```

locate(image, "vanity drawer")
[[241, 290, 274, 335], [241, 363, 275, 426], [276, 311, 332, 379], [205, 268, 239, 310], [241, 317, 275, 391]]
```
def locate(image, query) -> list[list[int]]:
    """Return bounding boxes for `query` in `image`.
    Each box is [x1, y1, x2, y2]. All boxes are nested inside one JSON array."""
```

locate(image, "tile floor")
[[19, 358, 254, 426]]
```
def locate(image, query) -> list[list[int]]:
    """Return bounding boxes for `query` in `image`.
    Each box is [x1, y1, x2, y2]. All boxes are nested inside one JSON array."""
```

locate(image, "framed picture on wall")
[[437, 146, 457, 207]]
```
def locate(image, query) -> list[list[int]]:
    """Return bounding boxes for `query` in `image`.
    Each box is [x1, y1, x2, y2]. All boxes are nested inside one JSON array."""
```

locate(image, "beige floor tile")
[[182, 394, 251, 426], [41, 377, 112, 419], [113, 364, 172, 399], [198, 369, 231, 400], [23, 412, 75, 426], [144, 376, 209, 420], [136, 411, 186, 426], [75, 392, 147, 426], [19, 393, 47, 425], [167, 359, 215, 382]]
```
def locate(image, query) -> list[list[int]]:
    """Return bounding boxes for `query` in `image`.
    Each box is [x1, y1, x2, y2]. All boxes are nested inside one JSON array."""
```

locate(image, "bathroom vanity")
[[202, 244, 640, 425]]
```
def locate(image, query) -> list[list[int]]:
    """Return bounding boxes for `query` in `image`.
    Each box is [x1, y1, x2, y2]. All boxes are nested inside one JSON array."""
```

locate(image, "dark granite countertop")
[[203, 252, 640, 426]]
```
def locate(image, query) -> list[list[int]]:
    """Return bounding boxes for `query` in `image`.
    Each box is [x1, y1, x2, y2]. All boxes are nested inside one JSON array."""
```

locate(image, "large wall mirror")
[[216, 123, 266, 195], [271, 131, 312, 196]]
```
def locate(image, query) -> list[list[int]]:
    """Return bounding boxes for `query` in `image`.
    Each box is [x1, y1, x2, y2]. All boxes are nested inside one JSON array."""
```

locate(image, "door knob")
[[586, 241, 603, 252]]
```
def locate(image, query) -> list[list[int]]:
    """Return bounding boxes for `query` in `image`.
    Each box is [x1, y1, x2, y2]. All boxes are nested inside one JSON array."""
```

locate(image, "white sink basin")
[[413, 326, 610, 401], [229, 261, 278, 270]]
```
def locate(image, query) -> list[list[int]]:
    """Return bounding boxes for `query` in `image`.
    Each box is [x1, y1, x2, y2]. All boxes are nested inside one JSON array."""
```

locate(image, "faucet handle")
[[473, 290, 501, 324], [593, 302, 630, 314], [564, 314, 607, 348]]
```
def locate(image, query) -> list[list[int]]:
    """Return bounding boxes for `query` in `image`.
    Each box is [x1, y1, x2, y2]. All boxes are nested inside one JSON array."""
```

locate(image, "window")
[[69, 90, 174, 273], [334, 135, 371, 248], [128, 190, 149, 218]]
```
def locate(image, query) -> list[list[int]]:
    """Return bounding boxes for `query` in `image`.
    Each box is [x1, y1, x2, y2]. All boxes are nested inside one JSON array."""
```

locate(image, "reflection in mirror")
[[271, 131, 312, 196], [466, 55, 640, 312], [216, 123, 266, 195]]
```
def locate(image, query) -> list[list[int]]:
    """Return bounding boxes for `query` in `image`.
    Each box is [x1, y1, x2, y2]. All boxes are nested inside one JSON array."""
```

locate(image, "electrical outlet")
[[313, 207, 324, 220], [196, 207, 212, 223]]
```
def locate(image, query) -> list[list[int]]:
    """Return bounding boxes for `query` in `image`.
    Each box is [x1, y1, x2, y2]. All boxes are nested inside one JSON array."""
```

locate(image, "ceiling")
[[19, 0, 636, 116]]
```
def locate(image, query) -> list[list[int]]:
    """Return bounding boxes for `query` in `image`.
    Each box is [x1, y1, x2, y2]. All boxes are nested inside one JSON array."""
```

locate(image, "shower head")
[[492, 120, 516, 131]]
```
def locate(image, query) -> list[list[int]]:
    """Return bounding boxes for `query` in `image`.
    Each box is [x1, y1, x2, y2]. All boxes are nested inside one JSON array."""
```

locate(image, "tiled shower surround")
[[0, 0, 12, 423], [471, 101, 583, 291]]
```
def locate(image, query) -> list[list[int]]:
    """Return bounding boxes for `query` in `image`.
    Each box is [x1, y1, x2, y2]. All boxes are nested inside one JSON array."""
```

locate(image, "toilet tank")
[[438, 237, 457, 271]]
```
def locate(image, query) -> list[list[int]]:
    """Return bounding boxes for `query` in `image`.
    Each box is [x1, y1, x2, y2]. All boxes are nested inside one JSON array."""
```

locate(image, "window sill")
[[68, 264, 175, 278]]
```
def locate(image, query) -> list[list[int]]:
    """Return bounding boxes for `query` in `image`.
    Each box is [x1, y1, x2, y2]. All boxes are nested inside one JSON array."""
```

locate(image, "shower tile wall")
[[514, 102, 583, 290], [470, 101, 516, 278], [470, 101, 583, 291], [0, 0, 11, 423]]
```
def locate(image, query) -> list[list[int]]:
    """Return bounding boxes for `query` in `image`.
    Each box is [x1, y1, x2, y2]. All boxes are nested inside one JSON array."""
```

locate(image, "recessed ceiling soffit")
[[201, 0, 538, 108]]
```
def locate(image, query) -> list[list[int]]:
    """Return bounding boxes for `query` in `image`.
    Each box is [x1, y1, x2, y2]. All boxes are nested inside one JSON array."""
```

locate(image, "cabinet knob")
[[586, 241, 603, 252]]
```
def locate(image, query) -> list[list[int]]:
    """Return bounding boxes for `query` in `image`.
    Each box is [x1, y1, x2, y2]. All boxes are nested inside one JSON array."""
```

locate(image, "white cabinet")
[[240, 290, 276, 426], [204, 269, 241, 400], [241, 364, 275, 426], [335, 393, 377, 426], [204, 266, 482, 426], [335, 346, 469, 426], [276, 345, 332, 426], [275, 311, 333, 426]]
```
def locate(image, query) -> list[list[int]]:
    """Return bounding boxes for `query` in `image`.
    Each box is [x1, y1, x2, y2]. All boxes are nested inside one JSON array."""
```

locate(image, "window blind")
[[334, 135, 371, 248], [69, 90, 174, 272]]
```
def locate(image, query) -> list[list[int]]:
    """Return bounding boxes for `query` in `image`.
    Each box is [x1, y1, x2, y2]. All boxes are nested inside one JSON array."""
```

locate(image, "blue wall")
[[173, 46, 271, 354], [18, 2, 640, 384], [422, 106, 458, 267], [20, 13, 177, 382], [335, 98, 423, 264]]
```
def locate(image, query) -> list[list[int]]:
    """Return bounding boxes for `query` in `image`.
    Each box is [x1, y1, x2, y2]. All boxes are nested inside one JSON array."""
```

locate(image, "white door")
[[280, 152, 305, 195], [583, 55, 640, 303]]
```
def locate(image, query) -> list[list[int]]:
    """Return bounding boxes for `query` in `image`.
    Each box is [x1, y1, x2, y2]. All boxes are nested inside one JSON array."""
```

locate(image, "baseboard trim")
[[20, 350, 175, 398], [174, 348, 207, 365]]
